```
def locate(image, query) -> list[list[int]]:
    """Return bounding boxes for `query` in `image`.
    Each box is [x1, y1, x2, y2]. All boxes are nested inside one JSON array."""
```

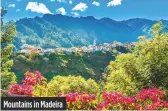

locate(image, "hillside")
[[14, 14, 168, 50], [12, 51, 118, 83]]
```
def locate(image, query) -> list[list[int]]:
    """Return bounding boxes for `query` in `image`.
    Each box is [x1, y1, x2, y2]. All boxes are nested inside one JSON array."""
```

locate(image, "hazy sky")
[[1, 0, 168, 21]]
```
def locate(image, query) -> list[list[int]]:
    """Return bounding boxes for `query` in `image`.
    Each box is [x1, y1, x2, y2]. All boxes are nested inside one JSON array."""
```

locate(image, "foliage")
[[32, 78, 48, 97], [97, 91, 135, 110], [104, 54, 139, 95], [1, 72, 17, 90], [8, 71, 168, 110], [1, 8, 17, 89], [135, 88, 166, 110], [22, 71, 43, 85], [9, 71, 43, 96], [104, 22, 168, 95], [9, 84, 32, 96], [97, 88, 168, 110], [3, 20, 168, 110], [59, 92, 97, 110], [48, 76, 100, 96], [135, 21, 168, 88], [12, 51, 115, 82]]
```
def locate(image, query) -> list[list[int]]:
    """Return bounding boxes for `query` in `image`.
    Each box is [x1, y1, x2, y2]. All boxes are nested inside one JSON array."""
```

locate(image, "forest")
[[1, 8, 168, 110]]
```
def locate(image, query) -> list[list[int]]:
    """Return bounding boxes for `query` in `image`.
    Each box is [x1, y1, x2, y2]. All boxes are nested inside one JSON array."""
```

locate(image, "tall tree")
[[104, 22, 168, 95], [136, 21, 168, 89], [1, 8, 17, 90]]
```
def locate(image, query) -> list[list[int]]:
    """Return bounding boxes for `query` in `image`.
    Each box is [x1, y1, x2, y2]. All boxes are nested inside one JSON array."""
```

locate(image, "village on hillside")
[[20, 41, 136, 55]]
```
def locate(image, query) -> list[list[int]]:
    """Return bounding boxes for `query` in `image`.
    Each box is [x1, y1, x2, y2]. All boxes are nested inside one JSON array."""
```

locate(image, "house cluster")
[[20, 42, 136, 55]]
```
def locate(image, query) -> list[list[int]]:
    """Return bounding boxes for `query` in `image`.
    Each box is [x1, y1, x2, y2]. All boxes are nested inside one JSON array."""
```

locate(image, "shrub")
[[22, 71, 43, 86], [9, 84, 32, 96], [48, 75, 100, 96], [9, 71, 43, 96], [59, 92, 97, 110], [97, 88, 168, 110]]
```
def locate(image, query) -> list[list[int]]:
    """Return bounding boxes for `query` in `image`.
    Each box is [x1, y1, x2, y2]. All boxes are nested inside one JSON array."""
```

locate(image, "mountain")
[[14, 14, 168, 50]]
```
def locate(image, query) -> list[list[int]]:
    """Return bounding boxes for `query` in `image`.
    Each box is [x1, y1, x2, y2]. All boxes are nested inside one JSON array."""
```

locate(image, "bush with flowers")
[[97, 88, 168, 110], [8, 71, 168, 110], [59, 92, 97, 110], [9, 71, 43, 96], [135, 88, 168, 110]]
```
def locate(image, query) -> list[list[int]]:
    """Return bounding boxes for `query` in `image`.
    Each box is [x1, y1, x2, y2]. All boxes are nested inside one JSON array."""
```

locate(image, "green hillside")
[[12, 51, 116, 83]]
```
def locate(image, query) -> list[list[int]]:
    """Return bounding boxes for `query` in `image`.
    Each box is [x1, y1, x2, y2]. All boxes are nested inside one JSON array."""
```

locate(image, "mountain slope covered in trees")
[[14, 14, 168, 50]]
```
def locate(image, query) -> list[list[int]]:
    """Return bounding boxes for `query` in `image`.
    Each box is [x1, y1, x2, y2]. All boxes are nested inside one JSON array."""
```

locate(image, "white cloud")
[[92, 1, 100, 6], [16, 9, 21, 12], [26, 2, 52, 14], [56, 7, 67, 15], [71, 12, 80, 17], [72, 2, 88, 12], [8, 4, 15, 8], [69, 0, 72, 4], [107, 0, 122, 7]]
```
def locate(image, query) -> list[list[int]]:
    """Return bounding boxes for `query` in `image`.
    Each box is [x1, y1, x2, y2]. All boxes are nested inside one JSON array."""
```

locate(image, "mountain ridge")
[[14, 14, 168, 50]]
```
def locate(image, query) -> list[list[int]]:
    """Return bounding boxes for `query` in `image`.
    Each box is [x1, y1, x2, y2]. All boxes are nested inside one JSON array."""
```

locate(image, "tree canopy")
[[1, 8, 17, 89], [104, 22, 168, 95]]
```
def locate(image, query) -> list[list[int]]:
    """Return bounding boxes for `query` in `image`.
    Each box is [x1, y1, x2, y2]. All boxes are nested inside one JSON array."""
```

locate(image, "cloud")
[[26, 2, 52, 14], [56, 7, 67, 15], [8, 4, 15, 8], [71, 12, 80, 17], [107, 0, 122, 7], [92, 1, 100, 6], [72, 2, 88, 12], [16, 9, 21, 12], [69, 0, 72, 4]]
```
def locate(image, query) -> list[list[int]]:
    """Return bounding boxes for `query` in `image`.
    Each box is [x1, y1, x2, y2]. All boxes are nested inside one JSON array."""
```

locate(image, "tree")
[[104, 22, 168, 95], [136, 22, 168, 89], [104, 54, 139, 95], [1, 8, 17, 90]]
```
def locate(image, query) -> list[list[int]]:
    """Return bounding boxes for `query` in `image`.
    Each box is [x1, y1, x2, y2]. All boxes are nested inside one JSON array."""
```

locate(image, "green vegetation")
[[33, 76, 100, 97], [12, 51, 115, 83], [103, 21, 168, 95], [12, 22, 168, 97], [1, 16, 168, 108], [1, 8, 17, 89]]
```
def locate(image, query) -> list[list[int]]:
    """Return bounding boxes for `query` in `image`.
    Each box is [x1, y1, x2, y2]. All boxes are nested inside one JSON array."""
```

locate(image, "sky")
[[1, 0, 168, 21]]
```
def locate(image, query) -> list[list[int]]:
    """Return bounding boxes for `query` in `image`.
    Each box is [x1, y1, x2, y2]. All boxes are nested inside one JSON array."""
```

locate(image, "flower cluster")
[[9, 71, 43, 96], [59, 92, 97, 110], [97, 91, 135, 110], [8, 71, 168, 110], [135, 88, 168, 110], [22, 71, 43, 86], [97, 88, 168, 110], [9, 84, 32, 96]]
